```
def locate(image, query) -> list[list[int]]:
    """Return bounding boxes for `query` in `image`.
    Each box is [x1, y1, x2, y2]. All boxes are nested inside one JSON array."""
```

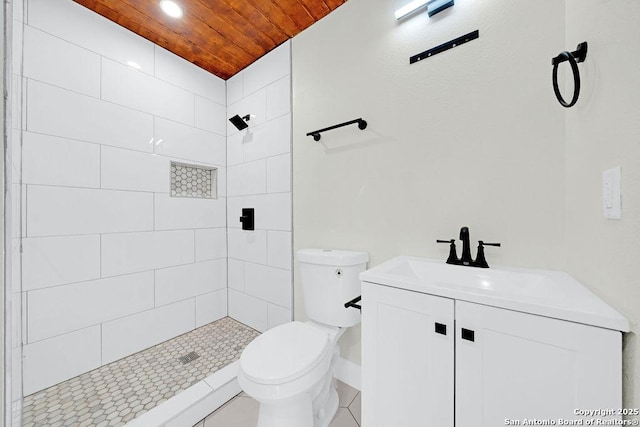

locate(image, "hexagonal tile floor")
[[22, 317, 259, 427]]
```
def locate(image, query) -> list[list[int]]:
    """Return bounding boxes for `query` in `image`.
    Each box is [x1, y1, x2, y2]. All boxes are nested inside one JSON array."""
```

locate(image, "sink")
[[360, 256, 629, 332]]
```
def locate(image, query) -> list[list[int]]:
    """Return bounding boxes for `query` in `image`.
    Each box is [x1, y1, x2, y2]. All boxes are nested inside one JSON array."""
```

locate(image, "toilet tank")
[[297, 249, 369, 328]]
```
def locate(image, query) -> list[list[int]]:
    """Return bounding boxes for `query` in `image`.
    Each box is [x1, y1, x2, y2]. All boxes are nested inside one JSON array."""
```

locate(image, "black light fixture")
[[229, 114, 251, 131]]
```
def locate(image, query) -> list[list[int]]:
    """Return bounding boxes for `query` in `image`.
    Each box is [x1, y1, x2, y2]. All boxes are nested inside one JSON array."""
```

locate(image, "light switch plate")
[[603, 166, 622, 219]]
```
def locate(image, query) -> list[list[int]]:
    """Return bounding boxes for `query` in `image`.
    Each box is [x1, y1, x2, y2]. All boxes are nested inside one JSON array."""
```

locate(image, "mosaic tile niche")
[[170, 162, 217, 199]]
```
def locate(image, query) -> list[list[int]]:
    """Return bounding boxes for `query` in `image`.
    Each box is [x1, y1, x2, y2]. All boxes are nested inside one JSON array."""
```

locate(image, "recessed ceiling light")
[[160, 0, 183, 19]]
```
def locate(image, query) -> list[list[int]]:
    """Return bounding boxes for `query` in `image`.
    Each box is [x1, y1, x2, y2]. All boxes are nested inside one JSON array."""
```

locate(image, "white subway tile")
[[266, 75, 291, 120], [226, 72, 243, 106], [22, 132, 100, 188], [244, 263, 291, 307], [14, 0, 24, 23], [154, 194, 226, 230], [268, 304, 292, 330], [195, 96, 226, 135], [12, 76, 25, 130], [155, 260, 226, 307], [23, 235, 100, 291], [228, 290, 267, 333], [242, 128, 269, 163], [195, 228, 227, 262], [243, 42, 290, 96], [27, 186, 153, 237], [227, 89, 266, 136], [102, 58, 194, 125], [11, 347, 22, 400], [216, 166, 227, 198], [253, 113, 291, 158], [228, 259, 244, 291], [154, 118, 226, 165], [226, 196, 244, 230], [266, 154, 291, 193], [267, 231, 292, 270], [101, 230, 194, 277], [27, 80, 154, 153], [154, 46, 225, 104], [23, 25, 100, 97], [28, 0, 155, 73], [23, 326, 101, 395], [102, 299, 195, 364], [227, 160, 266, 196], [228, 228, 267, 264], [101, 146, 169, 193], [28, 271, 154, 343], [195, 289, 227, 328], [12, 18, 23, 74], [245, 193, 292, 231], [227, 132, 244, 166]]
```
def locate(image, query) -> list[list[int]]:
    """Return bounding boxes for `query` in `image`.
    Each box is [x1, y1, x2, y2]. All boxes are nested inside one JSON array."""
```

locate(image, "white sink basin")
[[360, 256, 629, 332]]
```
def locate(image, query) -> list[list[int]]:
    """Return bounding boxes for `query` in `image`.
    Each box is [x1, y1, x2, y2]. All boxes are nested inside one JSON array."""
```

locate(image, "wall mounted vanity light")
[[395, 0, 454, 20], [229, 114, 252, 131]]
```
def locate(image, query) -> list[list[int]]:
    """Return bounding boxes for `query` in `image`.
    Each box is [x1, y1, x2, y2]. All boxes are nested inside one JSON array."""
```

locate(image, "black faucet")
[[437, 227, 501, 268]]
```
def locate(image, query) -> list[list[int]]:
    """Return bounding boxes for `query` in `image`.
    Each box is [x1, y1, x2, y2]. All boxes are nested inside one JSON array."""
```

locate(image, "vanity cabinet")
[[362, 281, 623, 427]]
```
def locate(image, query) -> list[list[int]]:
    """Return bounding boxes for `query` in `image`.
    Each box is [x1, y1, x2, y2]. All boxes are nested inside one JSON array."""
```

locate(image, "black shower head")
[[229, 114, 250, 131]]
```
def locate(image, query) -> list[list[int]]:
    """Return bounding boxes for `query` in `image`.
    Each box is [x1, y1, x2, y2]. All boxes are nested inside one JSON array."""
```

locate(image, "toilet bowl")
[[238, 249, 368, 427]]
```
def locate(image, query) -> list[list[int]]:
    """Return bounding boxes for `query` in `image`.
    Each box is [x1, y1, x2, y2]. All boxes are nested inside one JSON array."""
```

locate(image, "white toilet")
[[238, 249, 368, 427]]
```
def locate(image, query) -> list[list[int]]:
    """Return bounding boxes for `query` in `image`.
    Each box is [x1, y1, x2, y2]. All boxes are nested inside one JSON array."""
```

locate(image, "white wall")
[[292, 0, 565, 364], [15, 0, 228, 395], [564, 0, 640, 407], [225, 43, 293, 333]]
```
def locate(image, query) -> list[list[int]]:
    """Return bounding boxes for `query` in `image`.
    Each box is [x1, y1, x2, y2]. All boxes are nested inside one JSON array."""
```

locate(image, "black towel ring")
[[552, 42, 588, 108]]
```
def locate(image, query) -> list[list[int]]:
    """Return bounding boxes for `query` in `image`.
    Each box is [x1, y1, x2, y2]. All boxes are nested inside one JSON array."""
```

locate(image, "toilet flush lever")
[[344, 296, 362, 311]]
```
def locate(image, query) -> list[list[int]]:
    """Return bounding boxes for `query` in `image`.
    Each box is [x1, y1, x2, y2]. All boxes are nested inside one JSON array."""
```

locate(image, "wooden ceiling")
[[73, 0, 347, 80]]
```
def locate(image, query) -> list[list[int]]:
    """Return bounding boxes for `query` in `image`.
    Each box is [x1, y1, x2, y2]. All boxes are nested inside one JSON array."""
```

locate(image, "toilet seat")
[[240, 321, 332, 385]]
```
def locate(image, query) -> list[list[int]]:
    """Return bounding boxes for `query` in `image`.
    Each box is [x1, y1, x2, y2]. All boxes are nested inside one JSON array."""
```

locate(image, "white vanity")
[[360, 257, 629, 427]]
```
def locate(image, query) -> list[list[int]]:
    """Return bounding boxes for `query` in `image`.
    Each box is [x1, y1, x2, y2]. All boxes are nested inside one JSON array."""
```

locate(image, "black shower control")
[[435, 323, 447, 335], [239, 208, 254, 231], [461, 328, 475, 342]]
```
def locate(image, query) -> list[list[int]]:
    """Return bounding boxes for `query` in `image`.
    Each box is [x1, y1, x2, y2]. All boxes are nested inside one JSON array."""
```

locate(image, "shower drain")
[[178, 351, 200, 364]]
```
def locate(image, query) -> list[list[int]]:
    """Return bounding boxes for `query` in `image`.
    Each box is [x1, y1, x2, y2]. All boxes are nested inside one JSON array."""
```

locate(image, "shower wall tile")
[[27, 185, 154, 237], [195, 228, 227, 262], [27, 80, 154, 153], [227, 89, 267, 136], [23, 325, 101, 396], [23, 25, 100, 97], [154, 46, 225, 104], [195, 290, 228, 327], [266, 154, 291, 193], [244, 193, 292, 231], [228, 259, 245, 291], [27, 271, 154, 343], [228, 228, 267, 265], [244, 263, 291, 308], [227, 160, 267, 196], [267, 231, 292, 270], [228, 290, 268, 333], [101, 230, 195, 277], [227, 196, 244, 229], [227, 132, 245, 166], [28, 0, 155, 73], [22, 235, 100, 291], [155, 260, 226, 307], [245, 113, 292, 160], [101, 299, 195, 364], [268, 304, 292, 330], [100, 146, 170, 193], [22, 132, 100, 188], [102, 58, 194, 125], [154, 117, 226, 165], [195, 95, 227, 135], [243, 42, 290, 97], [226, 72, 243, 105], [154, 195, 226, 230], [266, 75, 291, 120]]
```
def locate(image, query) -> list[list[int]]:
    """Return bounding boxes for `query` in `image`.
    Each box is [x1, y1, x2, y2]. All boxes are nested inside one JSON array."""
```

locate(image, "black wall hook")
[[552, 42, 588, 108]]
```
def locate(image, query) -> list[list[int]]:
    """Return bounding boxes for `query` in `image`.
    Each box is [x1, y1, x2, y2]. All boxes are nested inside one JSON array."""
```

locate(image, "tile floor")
[[22, 317, 259, 427], [194, 380, 361, 427]]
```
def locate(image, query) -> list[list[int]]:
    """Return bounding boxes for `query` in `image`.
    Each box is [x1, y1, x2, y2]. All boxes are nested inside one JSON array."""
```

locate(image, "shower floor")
[[22, 317, 259, 427]]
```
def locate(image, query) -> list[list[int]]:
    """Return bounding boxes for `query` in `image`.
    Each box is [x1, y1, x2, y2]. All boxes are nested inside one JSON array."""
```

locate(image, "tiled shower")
[[7, 0, 292, 424]]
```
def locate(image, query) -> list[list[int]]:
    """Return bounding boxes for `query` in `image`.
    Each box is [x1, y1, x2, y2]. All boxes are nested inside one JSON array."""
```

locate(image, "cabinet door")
[[362, 282, 455, 427], [455, 301, 622, 426]]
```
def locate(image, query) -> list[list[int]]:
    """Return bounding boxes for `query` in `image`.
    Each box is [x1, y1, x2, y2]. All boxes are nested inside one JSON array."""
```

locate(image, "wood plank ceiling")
[[73, 0, 347, 80]]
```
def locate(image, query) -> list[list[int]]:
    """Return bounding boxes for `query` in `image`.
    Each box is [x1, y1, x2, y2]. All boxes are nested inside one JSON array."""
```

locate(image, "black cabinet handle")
[[461, 328, 475, 342], [435, 323, 447, 335]]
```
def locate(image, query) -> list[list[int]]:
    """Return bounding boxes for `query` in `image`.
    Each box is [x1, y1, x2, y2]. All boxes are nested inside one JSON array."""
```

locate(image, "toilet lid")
[[240, 322, 331, 385]]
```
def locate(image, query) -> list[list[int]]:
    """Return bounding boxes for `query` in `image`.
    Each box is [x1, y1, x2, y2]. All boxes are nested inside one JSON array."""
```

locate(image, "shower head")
[[229, 114, 250, 131]]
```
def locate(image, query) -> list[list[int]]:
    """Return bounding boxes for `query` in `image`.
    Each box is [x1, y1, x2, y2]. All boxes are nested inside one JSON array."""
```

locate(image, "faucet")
[[437, 226, 501, 268]]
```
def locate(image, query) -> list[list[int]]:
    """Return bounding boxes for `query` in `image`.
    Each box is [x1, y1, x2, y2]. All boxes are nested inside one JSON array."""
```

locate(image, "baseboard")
[[126, 361, 241, 427], [334, 356, 361, 391]]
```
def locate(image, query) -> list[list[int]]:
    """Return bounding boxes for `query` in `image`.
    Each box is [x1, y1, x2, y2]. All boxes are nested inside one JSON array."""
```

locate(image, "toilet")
[[238, 249, 368, 427]]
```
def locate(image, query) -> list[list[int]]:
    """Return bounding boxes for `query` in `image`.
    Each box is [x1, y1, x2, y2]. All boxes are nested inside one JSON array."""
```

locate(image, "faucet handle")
[[436, 239, 461, 265], [474, 241, 501, 268], [436, 239, 455, 244], [478, 241, 501, 247]]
